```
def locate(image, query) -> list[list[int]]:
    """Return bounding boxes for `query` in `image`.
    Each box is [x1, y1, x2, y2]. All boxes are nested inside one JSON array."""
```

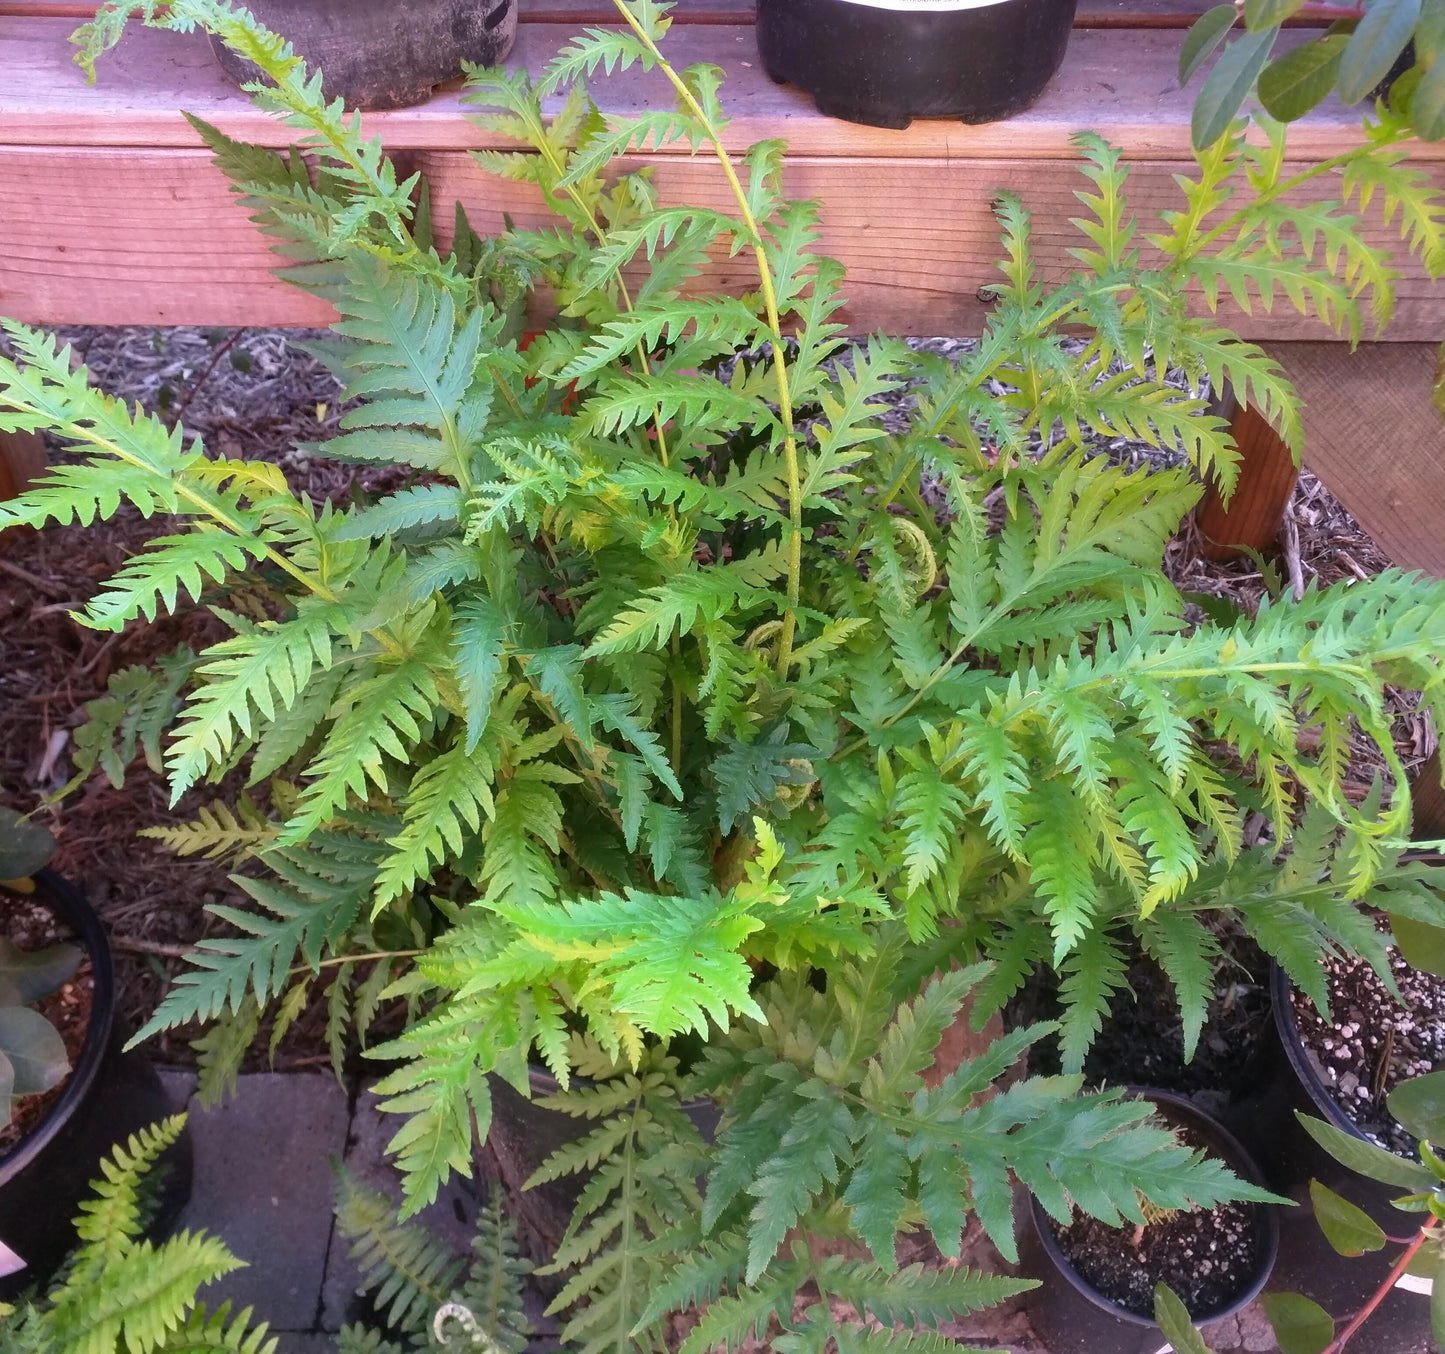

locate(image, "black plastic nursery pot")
[[0, 871, 190, 1299], [755, 0, 1078, 129], [1018, 1090, 1279, 1354], [1221, 965, 1433, 1353], [209, 0, 518, 111]]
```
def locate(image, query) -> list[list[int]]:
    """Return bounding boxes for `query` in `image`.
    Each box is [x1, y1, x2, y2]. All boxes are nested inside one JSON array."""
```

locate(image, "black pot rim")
[[0, 870, 116, 1187], [1270, 961, 1375, 1141], [1027, 1087, 1281, 1330]]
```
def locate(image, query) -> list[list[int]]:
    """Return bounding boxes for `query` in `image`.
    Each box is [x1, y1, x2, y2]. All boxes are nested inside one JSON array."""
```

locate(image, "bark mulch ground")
[[0, 323, 1436, 1103]]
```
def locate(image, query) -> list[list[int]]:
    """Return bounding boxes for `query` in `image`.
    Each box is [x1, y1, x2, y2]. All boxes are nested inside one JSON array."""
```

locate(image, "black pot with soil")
[[1019, 1089, 1279, 1354], [754, 0, 1078, 129], [1226, 957, 1440, 1353], [209, 0, 518, 111], [0, 871, 190, 1298]]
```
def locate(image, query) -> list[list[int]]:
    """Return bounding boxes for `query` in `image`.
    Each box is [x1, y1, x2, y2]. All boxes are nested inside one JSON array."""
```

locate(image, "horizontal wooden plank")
[[0, 17, 1412, 161], [5, 142, 1442, 339], [0, 0, 1333, 24], [1272, 342, 1445, 577]]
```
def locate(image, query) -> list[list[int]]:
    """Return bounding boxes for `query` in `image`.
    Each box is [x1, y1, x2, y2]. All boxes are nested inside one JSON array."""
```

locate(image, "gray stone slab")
[[171, 1072, 352, 1330], [320, 1083, 484, 1332], [272, 1334, 337, 1354], [155, 1065, 197, 1113]]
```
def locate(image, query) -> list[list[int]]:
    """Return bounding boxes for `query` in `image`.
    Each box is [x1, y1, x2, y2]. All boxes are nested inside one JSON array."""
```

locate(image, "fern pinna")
[[0, 1116, 277, 1354], [10, 0, 1445, 1345]]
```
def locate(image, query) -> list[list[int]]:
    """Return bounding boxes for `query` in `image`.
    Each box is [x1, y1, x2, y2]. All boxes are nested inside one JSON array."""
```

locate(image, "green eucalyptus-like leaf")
[[0, 808, 55, 880], [0, 938, 82, 1005], [1418, 0, 1445, 62], [0, 1006, 69, 1095], [1390, 914, 1445, 976], [1261, 1292, 1334, 1354], [1388, 1072, 1445, 1144], [1259, 36, 1350, 120], [1181, 5, 1241, 81], [1408, 52, 1445, 137], [1433, 1253, 1445, 1351], [1193, 30, 1278, 148], [1309, 1179, 1387, 1254], [1246, 0, 1307, 26], [1337, 0, 1421, 102], [1152, 1285, 1210, 1353], [1297, 1113, 1436, 1189]]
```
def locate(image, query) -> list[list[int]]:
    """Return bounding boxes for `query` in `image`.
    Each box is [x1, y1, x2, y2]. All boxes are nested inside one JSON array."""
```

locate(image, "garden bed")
[[0, 324, 1434, 1069]]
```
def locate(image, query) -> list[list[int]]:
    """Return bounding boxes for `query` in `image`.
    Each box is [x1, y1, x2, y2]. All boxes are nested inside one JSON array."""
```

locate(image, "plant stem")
[[610, 0, 805, 675], [1326, 1228, 1427, 1353]]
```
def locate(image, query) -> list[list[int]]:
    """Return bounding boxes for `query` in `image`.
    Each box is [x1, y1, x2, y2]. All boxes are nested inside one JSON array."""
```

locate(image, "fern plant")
[[0, 1116, 275, 1354], [331, 1164, 534, 1354], [11, 0, 1445, 1346]]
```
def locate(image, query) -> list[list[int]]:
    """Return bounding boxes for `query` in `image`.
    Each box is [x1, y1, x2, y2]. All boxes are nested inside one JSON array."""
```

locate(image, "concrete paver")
[[165, 1072, 351, 1331], [320, 1083, 485, 1332]]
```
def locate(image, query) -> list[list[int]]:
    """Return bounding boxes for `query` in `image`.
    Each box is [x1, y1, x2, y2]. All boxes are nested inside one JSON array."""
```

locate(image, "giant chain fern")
[[8, 0, 1445, 1342]]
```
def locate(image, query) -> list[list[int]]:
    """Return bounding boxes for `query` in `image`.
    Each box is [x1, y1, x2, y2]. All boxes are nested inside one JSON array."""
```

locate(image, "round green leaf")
[[1409, 52, 1445, 137], [1297, 1112, 1437, 1189], [1181, 5, 1241, 83], [1193, 29, 1279, 150], [0, 939, 82, 1006], [1337, 0, 1422, 103], [1309, 1179, 1388, 1254], [1261, 1292, 1334, 1354], [1246, 0, 1309, 29], [0, 1007, 69, 1096], [1388, 1071, 1445, 1144], [1259, 35, 1351, 120], [1153, 1284, 1211, 1354], [0, 808, 55, 882], [1390, 913, 1445, 976]]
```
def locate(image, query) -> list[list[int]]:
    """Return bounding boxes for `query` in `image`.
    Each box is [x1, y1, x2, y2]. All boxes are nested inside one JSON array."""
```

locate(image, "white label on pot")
[[0, 1240, 26, 1279], [1396, 1272, 1434, 1296], [837, 0, 1015, 10]]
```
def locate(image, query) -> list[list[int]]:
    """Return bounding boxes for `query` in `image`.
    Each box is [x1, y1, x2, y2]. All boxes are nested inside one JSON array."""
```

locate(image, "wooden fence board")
[[6, 142, 1444, 337], [1, 19, 1421, 161]]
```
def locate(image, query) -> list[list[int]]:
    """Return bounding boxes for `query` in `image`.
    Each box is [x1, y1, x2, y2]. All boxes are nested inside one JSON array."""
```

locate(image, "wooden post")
[[1414, 750, 1445, 842], [0, 430, 46, 503], [1195, 399, 1300, 563]]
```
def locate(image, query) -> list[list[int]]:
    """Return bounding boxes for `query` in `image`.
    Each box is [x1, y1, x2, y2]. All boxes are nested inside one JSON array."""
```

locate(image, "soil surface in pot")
[[1291, 940, 1445, 1157], [1014, 935, 1273, 1103], [0, 890, 94, 1155], [1047, 1118, 1263, 1319]]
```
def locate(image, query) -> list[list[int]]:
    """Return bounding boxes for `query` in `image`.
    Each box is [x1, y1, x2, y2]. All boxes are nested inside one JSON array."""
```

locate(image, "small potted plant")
[[1019, 1089, 1279, 1354], [1234, 902, 1445, 1352], [0, 810, 188, 1296], [1250, 1072, 1445, 1353], [755, 0, 1079, 128]]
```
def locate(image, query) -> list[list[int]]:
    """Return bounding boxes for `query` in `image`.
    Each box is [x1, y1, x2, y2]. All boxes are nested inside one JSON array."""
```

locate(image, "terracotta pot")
[[209, 0, 518, 111]]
